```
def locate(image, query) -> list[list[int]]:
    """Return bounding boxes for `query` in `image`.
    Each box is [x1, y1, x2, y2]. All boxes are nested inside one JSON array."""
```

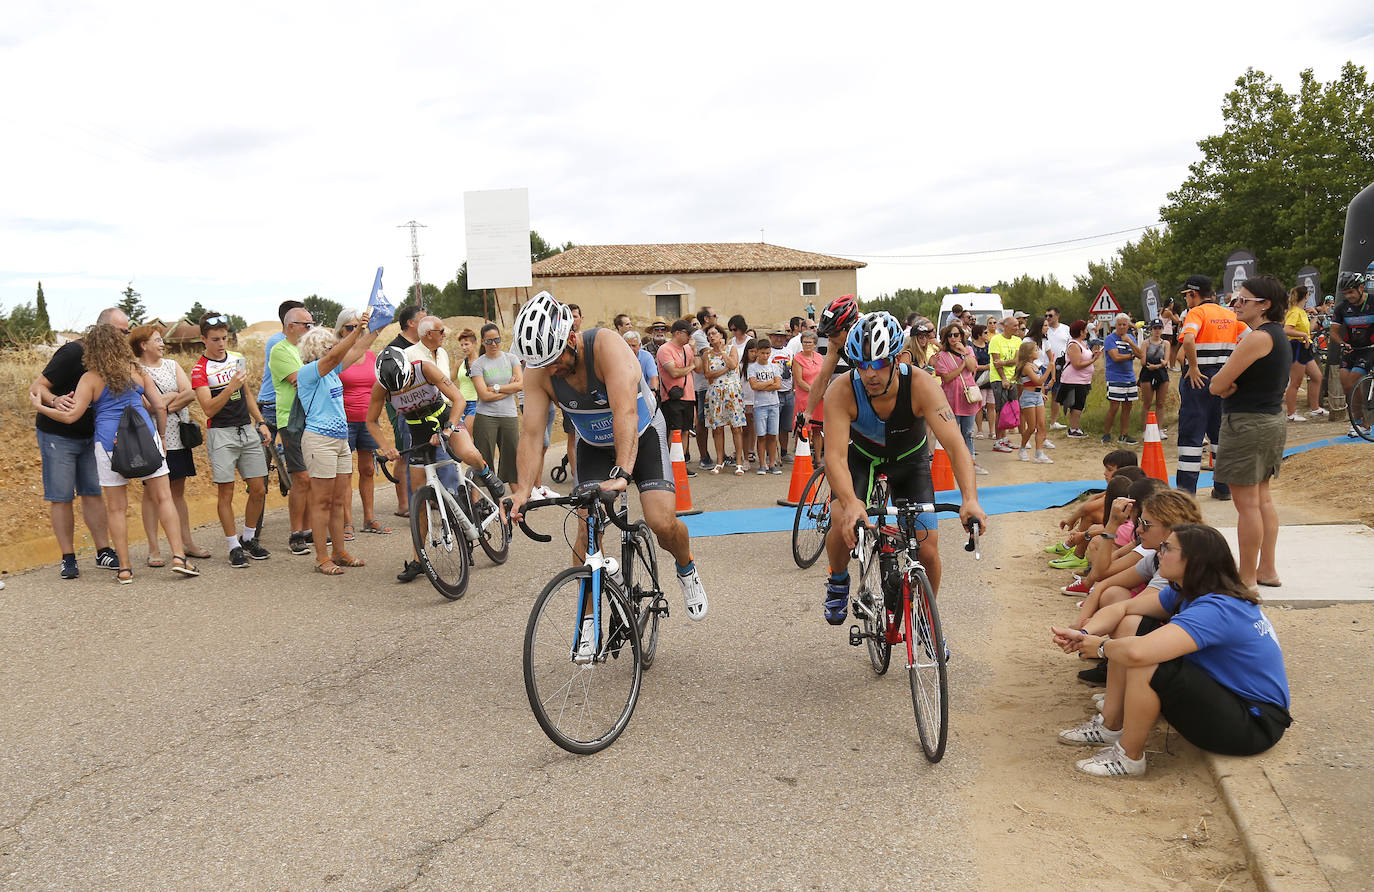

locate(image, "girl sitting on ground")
[[1065, 476, 1168, 596], [1050, 523, 1292, 777], [1047, 463, 1144, 572]]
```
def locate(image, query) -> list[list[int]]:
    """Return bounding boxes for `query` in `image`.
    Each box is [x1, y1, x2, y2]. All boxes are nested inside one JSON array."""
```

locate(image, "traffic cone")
[[931, 440, 955, 492], [778, 427, 814, 507], [1141, 412, 1169, 482], [669, 430, 701, 516]]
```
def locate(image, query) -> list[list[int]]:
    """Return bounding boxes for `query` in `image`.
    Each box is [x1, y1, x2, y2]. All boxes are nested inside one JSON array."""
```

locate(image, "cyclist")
[[508, 291, 709, 621], [822, 311, 988, 625], [1333, 270, 1374, 434], [798, 293, 862, 455], [365, 346, 506, 583]]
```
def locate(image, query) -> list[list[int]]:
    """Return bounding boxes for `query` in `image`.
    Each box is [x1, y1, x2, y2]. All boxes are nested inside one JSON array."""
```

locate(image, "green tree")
[[35, 281, 52, 343], [0, 301, 45, 347], [118, 283, 146, 324], [183, 300, 207, 325], [228, 314, 248, 332], [302, 294, 343, 327], [530, 230, 574, 263]]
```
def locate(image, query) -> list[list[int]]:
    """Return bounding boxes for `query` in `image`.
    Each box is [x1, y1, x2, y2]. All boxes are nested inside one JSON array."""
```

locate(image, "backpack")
[[109, 406, 162, 479]]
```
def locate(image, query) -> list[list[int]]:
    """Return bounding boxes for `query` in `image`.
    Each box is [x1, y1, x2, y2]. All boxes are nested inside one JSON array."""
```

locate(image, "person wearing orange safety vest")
[[1177, 274, 1242, 498]]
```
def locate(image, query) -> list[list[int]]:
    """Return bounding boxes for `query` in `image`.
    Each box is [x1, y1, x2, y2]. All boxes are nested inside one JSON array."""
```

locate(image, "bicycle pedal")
[[652, 595, 670, 617], [848, 625, 863, 647]]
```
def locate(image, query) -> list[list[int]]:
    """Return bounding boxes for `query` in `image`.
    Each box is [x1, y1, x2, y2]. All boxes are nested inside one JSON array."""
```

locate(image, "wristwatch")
[[1097, 638, 1107, 659], [608, 466, 632, 484]]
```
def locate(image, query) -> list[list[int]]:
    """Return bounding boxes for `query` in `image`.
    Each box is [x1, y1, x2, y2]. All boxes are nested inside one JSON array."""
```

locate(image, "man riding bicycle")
[[1333, 270, 1374, 434], [508, 291, 709, 621], [365, 346, 506, 582], [822, 311, 988, 625]]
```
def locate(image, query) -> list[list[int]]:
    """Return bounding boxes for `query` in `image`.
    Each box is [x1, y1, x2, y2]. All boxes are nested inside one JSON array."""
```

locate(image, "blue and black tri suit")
[[839, 363, 936, 530]]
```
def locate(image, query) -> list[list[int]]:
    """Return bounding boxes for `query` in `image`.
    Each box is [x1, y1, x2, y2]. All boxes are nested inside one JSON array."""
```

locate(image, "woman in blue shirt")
[[1051, 523, 1290, 778]]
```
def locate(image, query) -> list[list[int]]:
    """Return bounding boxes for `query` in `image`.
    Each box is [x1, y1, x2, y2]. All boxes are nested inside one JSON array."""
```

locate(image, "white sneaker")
[[1287, 413, 1307, 422], [678, 565, 709, 621], [1035, 451, 1054, 463], [974, 464, 990, 476], [573, 617, 597, 663], [1076, 742, 1147, 777], [1059, 713, 1122, 746], [1159, 428, 1169, 440], [1049, 421, 1067, 431], [1018, 448, 1030, 462], [1040, 439, 1056, 449], [1309, 407, 1329, 418]]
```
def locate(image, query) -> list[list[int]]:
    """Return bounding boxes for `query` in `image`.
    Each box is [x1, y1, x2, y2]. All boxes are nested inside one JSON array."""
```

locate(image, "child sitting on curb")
[[1045, 449, 1139, 571]]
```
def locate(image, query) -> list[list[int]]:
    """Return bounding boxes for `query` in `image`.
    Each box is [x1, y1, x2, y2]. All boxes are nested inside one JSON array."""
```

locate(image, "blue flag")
[[367, 267, 394, 333]]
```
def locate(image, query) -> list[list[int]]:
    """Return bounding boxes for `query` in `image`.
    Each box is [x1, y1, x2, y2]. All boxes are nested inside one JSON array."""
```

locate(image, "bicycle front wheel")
[[469, 485, 511, 564], [906, 569, 948, 762], [857, 539, 889, 675], [1351, 373, 1374, 441], [791, 467, 831, 569], [627, 532, 661, 671], [523, 567, 642, 755], [410, 485, 471, 600]]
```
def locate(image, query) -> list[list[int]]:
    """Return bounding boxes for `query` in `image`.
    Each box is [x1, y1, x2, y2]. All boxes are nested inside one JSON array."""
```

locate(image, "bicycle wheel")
[[409, 485, 470, 600], [857, 538, 889, 674], [1350, 373, 1374, 441], [906, 569, 948, 762], [523, 566, 642, 755], [791, 467, 831, 569], [374, 450, 399, 483], [627, 532, 661, 671], [468, 485, 511, 564]]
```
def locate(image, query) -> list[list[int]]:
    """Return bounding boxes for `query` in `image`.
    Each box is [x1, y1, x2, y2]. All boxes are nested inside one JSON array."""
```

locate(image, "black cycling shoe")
[[396, 560, 425, 583]]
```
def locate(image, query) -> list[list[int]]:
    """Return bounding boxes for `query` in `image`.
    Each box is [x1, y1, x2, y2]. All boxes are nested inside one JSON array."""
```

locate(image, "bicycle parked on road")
[[846, 472, 980, 763], [517, 482, 671, 755]]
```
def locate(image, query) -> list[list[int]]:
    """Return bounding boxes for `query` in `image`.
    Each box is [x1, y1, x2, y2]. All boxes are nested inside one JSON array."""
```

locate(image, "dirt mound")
[[1271, 442, 1374, 526]]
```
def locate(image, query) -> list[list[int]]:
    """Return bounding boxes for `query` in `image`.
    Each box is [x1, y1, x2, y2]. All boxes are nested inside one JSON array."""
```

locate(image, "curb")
[[1204, 753, 1331, 890]]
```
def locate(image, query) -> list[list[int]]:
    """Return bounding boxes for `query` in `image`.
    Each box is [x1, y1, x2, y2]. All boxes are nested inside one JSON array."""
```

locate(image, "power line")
[[858, 234, 1144, 267], [838, 224, 1161, 259]]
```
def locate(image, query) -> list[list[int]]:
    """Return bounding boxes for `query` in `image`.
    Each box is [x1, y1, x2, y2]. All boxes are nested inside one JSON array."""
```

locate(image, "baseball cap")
[[1179, 274, 1212, 294], [1150, 319, 1164, 328], [1012, 310, 1029, 319]]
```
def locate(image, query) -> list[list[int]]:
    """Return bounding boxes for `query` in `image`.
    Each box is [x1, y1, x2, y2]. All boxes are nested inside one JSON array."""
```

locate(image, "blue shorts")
[[1019, 390, 1045, 408], [38, 429, 101, 502], [347, 420, 378, 452], [755, 403, 780, 436]]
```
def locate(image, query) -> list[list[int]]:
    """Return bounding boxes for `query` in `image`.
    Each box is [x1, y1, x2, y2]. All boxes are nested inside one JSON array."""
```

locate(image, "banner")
[[1295, 266, 1321, 308], [1339, 180, 1374, 284], [367, 267, 394, 333], [465, 188, 533, 289], [1141, 280, 1161, 322], [1222, 250, 1258, 299]]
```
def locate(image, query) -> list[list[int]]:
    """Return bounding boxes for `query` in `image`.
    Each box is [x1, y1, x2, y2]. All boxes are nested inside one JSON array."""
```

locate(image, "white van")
[[935, 293, 1007, 333]]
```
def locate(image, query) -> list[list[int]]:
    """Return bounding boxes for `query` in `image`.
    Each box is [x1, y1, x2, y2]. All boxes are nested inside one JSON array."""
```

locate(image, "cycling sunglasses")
[[855, 358, 894, 371]]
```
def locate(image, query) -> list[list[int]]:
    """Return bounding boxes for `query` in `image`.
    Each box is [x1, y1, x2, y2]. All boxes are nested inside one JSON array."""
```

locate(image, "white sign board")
[[464, 188, 532, 289], [1090, 285, 1123, 316]]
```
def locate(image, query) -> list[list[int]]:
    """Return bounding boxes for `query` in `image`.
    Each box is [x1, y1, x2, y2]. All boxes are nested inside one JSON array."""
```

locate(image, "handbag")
[[110, 406, 162, 479], [998, 398, 1021, 429], [964, 383, 984, 404], [178, 418, 203, 448]]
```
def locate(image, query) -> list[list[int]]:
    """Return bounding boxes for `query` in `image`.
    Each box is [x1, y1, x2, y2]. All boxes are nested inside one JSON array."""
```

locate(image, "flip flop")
[[393, 510, 409, 518], [170, 556, 201, 578], [361, 520, 393, 534], [146, 556, 166, 568], [184, 547, 212, 559], [115, 568, 134, 585]]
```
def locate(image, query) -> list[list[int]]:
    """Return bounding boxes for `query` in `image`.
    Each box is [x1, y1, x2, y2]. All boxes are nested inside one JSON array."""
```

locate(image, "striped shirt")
[[1181, 301, 1241, 372]]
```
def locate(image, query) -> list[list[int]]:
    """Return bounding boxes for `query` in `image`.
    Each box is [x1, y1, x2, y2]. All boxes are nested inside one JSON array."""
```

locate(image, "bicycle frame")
[[409, 440, 498, 551]]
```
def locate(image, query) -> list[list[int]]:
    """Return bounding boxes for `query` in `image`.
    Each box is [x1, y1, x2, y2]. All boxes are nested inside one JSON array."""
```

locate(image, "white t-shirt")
[[768, 347, 794, 393], [747, 362, 780, 407], [1044, 322, 1070, 362]]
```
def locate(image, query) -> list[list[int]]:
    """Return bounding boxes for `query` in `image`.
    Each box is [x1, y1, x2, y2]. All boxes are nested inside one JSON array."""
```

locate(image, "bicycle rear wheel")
[[857, 538, 889, 674], [791, 467, 831, 569], [906, 569, 948, 762], [1350, 372, 1374, 441], [410, 485, 470, 600], [627, 532, 662, 671], [468, 485, 511, 564], [523, 567, 642, 755]]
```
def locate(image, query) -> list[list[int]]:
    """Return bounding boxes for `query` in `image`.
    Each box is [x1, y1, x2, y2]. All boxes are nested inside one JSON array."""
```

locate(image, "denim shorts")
[[755, 403, 780, 436], [38, 429, 102, 501], [1019, 390, 1045, 408], [347, 420, 378, 452]]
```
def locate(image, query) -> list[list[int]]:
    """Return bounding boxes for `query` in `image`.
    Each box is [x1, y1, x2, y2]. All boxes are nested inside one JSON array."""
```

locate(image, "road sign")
[[1090, 286, 1123, 316]]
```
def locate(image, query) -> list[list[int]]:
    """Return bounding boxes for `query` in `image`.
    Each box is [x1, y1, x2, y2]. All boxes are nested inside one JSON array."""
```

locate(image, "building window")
[[800, 279, 819, 298], [656, 294, 682, 319]]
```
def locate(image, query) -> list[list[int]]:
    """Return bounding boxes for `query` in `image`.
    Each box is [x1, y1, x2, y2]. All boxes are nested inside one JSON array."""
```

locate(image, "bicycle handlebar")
[[854, 501, 982, 559], [516, 482, 638, 543]]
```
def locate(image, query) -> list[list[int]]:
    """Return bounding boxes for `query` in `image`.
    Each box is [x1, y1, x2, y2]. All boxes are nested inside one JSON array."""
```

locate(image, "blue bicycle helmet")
[[845, 311, 904, 364]]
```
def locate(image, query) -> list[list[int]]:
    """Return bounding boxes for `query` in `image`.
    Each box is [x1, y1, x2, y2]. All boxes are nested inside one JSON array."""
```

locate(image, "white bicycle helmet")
[[512, 291, 574, 368], [845, 311, 905, 364]]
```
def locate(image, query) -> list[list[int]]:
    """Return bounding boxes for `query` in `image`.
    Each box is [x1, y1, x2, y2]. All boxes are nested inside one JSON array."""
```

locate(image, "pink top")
[[791, 349, 825, 415], [339, 350, 377, 423], [932, 347, 978, 416], [1061, 338, 1095, 385]]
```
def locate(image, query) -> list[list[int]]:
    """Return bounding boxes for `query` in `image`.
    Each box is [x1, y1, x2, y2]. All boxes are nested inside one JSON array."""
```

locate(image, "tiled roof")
[[531, 243, 866, 277]]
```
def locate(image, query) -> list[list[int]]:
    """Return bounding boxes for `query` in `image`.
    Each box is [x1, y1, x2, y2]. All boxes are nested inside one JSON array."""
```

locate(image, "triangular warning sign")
[[1090, 286, 1122, 315]]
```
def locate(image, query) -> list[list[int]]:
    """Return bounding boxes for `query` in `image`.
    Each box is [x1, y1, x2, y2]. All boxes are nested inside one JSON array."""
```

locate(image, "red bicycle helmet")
[[816, 294, 860, 338]]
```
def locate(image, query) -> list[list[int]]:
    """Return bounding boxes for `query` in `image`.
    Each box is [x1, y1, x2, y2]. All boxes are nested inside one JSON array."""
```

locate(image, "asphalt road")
[[1, 461, 1000, 890]]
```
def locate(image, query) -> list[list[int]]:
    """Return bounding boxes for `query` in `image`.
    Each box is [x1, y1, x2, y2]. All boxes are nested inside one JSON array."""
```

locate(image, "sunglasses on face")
[[431, 329, 446, 336], [289, 319, 315, 328], [1157, 540, 1177, 555], [343, 324, 358, 332], [483, 337, 500, 345], [856, 358, 893, 371], [1229, 296, 1264, 306]]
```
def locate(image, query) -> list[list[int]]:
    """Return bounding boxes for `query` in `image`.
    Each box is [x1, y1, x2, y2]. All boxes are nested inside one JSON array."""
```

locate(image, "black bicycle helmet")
[[816, 294, 860, 338], [1337, 270, 1366, 293], [376, 346, 414, 392]]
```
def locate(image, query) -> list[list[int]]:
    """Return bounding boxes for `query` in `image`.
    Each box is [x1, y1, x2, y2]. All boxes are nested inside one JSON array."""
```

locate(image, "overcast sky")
[[3, 0, 1371, 329]]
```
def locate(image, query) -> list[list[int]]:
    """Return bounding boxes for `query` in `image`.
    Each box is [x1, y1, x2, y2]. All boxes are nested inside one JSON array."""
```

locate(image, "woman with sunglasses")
[[1208, 275, 1292, 588], [1051, 524, 1291, 777], [931, 323, 987, 475]]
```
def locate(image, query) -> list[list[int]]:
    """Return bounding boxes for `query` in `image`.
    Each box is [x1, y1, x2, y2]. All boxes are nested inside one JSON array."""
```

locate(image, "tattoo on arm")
[[937, 408, 954, 423]]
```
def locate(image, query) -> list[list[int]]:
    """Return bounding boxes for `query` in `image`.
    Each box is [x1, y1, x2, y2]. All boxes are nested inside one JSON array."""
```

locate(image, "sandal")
[[710, 465, 721, 475], [170, 556, 201, 577], [332, 551, 366, 568], [393, 510, 409, 518], [315, 560, 345, 575], [145, 555, 166, 568], [115, 568, 134, 585], [734, 464, 745, 476], [184, 546, 212, 559], [360, 520, 393, 534], [342, 523, 356, 541]]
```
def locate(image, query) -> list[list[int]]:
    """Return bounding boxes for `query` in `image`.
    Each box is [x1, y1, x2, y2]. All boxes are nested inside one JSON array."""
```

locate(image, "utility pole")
[[398, 220, 427, 311]]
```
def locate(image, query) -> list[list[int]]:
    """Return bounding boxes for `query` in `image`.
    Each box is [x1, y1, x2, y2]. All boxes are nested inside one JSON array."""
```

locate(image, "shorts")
[[574, 412, 674, 494], [979, 387, 994, 406], [301, 430, 353, 479], [95, 436, 169, 488], [755, 403, 779, 436], [1213, 412, 1285, 487], [778, 391, 795, 434], [838, 445, 937, 531], [207, 424, 269, 484], [1340, 348, 1374, 372], [1019, 390, 1044, 408], [347, 420, 378, 452], [164, 447, 197, 481], [1289, 341, 1313, 366], [1140, 367, 1169, 389], [661, 397, 696, 433], [280, 427, 307, 474], [1149, 649, 1290, 756], [1106, 381, 1138, 403], [1058, 383, 1090, 413], [991, 380, 1008, 416], [37, 429, 102, 502]]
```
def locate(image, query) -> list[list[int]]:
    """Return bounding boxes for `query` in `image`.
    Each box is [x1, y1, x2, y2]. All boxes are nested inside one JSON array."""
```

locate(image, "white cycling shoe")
[[677, 565, 709, 621]]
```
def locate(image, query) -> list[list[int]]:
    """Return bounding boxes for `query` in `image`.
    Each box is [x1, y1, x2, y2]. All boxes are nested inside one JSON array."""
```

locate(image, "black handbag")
[[178, 419, 203, 448], [110, 407, 162, 478]]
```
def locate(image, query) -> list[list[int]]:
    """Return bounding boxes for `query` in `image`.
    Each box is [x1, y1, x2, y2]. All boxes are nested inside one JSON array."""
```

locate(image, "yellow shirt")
[[1284, 306, 1311, 344], [988, 333, 1022, 385]]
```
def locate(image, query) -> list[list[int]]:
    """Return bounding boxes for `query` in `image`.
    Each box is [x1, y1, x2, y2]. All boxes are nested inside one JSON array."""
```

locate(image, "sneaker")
[[303, 530, 314, 544], [1349, 426, 1362, 438], [699, 458, 715, 471], [1076, 742, 1146, 777], [1101, 434, 1112, 445], [993, 442, 1014, 453], [677, 565, 709, 621], [1049, 421, 1067, 431], [95, 547, 119, 570], [229, 545, 248, 568], [1018, 448, 1030, 462], [1159, 428, 1169, 440], [1059, 713, 1124, 747], [288, 533, 311, 556], [770, 465, 783, 475], [685, 468, 697, 478], [1308, 407, 1329, 418], [1067, 428, 1087, 439], [1287, 412, 1307, 422], [974, 464, 990, 476], [1077, 661, 1108, 685], [573, 617, 597, 664], [1045, 541, 1072, 556], [1062, 578, 1091, 595], [1040, 439, 1056, 449], [757, 466, 768, 475], [396, 559, 425, 583], [1117, 435, 1139, 446], [243, 538, 271, 560], [60, 556, 80, 580], [782, 453, 793, 463], [1035, 451, 1054, 464], [1050, 553, 1090, 570]]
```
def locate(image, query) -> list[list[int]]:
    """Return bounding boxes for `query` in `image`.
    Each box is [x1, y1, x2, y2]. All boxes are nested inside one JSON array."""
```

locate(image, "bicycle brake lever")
[[964, 520, 981, 560]]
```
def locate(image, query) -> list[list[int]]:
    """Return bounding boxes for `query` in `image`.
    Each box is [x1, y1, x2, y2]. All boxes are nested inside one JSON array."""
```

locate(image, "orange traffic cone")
[[931, 440, 955, 492], [669, 430, 701, 516], [1141, 412, 1169, 482], [778, 427, 814, 507]]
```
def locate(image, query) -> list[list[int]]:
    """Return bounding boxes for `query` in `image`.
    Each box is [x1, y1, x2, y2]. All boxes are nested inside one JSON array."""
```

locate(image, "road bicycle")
[[517, 482, 671, 755], [1345, 347, 1374, 442], [373, 449, 400, 484], [402, 438, 511, 599], [791, 464, 830, 568], [846, 473, 980, 763]]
